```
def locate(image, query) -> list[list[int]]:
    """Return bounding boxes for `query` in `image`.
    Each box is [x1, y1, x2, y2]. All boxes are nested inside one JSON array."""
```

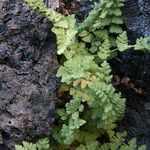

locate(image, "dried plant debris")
[[112, 75, 147, 95], [58, 0, 81, 15]]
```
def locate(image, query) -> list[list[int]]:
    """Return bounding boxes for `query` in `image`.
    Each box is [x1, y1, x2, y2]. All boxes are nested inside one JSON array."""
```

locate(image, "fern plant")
[[15, 138, 50, 150], [15, 0, 150, 149]]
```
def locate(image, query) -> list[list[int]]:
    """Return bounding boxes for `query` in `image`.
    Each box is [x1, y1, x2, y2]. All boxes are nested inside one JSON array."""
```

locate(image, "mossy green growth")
[[15, 0, 150, 149]]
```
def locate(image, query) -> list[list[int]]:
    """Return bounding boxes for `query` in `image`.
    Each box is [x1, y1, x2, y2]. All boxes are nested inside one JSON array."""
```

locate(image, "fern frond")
[[116, 31, 129, 51], [109, 25, 123, 34], [78, 1, 104, 31], [135, 37, 150, 51], [98, 39, 111, 60]]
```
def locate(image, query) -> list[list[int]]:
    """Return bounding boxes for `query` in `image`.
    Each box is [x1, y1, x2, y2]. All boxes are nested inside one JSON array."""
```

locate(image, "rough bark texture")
[[0, 0, 59, 149]]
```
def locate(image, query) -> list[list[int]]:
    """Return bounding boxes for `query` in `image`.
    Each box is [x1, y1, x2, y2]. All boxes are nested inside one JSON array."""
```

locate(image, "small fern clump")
[[15, 0, 150, 149], [15, 138, 49, 150]]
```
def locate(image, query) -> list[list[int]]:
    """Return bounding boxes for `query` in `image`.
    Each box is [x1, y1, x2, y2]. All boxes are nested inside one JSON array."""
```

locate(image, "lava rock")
[[0, 0, 59, 149], [138, 0, 150, 15], [123, 0, 150, 38], [110, 0, 150, 148], [0, 144, 10, 150], [76, 0, 98, 21]]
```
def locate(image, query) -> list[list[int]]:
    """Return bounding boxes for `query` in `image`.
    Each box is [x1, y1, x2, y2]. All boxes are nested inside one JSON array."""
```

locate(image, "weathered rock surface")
[[111, 0, 150, 148], [0, 0, 59, 149], [123, 0, 150, 39]]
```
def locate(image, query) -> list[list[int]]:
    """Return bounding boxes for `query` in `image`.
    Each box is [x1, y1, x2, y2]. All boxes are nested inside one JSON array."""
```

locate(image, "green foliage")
[[15, 138, 50, 150], [25, 0, 77, 54], [98, 39, 111, 60], [18, 0, 150, 149], [15, 142, 36, 150], [51, 15, 77, 54], [116, 31, 129, 51], [99, 132, 147, 150], [57, 55, 98, 84], [78, 0, 125, 32], [36, 138, 50, 150], [135, 37, 150, 50]]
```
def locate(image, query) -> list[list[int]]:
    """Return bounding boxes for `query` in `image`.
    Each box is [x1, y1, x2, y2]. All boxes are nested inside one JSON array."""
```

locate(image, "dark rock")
[[76, 0, 98, 21], [44, 0, 59, 8], [110, 0, 150, 148], [138, 0, 150, 15], [57, 0, 97, 20], [123, 0, 150, 38], [0, 0, 59, 149], [0, 144, 10, 150]]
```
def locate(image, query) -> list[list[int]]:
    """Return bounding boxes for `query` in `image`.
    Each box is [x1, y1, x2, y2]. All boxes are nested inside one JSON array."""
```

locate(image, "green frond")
[[116, 31, 129, 51], [135, 37, 150, 51]]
